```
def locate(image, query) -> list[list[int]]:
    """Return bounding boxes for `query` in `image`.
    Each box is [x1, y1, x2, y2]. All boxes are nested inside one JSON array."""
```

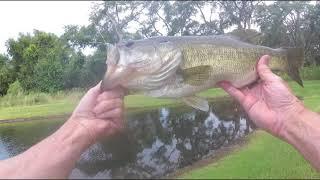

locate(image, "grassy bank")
[[0, 86, 225, 119], [0, 80, 319, 120], [180, 131, 320, 179], [0, 89, 84, 119]]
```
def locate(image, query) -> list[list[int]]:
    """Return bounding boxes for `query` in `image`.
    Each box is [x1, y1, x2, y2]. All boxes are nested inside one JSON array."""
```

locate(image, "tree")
[[218, 1, 261, 30], [6, 30, 71, 92], [305, 3, 320, 65], [0, 54, 14, 95], [254, 1, 317, 65], [62, 51, 86, 89], [194, 1, 227, 35]]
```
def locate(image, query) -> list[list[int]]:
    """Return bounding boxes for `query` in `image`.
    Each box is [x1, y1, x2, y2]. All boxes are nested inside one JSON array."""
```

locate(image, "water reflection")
[[72, 98, 253, 178], [0, 98, 253, 179]]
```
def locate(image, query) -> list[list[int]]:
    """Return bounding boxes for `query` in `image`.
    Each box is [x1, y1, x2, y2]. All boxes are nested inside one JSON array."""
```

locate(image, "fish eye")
[[125, 41, 134, 48]]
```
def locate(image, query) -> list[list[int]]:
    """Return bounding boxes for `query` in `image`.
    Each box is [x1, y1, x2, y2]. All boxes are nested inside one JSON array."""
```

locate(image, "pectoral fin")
[[181, 65, 211, 86], [182, 96, 209, 112]]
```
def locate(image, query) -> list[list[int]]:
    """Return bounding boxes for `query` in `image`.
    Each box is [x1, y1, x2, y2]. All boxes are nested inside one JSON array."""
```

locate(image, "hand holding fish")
[[218, 55, 305, 137], [0, 82, 126, 179], [71, 82, 125, 143], [219, 55, 320, 170]]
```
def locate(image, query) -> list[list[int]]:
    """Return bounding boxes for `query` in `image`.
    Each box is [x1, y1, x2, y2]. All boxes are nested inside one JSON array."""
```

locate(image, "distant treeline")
[[0, 1, 319, 95]]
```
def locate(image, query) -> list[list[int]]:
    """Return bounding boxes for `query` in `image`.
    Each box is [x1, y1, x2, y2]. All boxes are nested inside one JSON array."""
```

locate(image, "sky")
[[0, 1, 96, 55], [0, 1, 317, 55]]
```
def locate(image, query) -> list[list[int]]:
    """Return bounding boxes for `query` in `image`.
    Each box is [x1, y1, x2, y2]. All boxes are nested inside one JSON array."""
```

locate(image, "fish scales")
[[181, 45, 287, 84]]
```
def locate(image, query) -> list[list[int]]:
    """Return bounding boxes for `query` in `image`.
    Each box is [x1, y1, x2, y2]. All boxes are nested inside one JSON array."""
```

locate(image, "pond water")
[[0, 98, 254, 179]]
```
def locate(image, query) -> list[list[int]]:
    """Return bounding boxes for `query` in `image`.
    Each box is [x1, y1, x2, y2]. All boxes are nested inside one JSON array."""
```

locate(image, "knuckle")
[[113, 108, 122, 117], [101, 101, 109, 107], [103, 92, 112, 99], [226, 86, 236, 94], [111, 98, 122, 107], [117, 98, 123, 106]]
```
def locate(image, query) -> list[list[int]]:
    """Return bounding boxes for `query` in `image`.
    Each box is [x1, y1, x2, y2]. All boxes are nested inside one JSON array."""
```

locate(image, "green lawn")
[[0, 101, 76, 119], [0, 80, 319, 120], [0, 85, 226, 120], [288, 80, 320, 111], [180, 131, 320, 179]]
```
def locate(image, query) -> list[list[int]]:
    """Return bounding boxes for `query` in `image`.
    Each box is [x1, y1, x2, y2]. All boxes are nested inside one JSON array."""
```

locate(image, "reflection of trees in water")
[[0, 120, 63, 158], [73, 99, 254, 179]]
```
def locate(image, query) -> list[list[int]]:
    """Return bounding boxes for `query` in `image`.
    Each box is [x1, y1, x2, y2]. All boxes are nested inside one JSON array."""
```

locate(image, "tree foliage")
[[255, 1, 319, 65], [0, 54, 14, 95], [1, 1, 320, 96]]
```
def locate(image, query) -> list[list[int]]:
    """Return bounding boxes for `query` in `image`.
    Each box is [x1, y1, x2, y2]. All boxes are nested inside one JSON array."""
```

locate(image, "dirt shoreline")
[[165, 131, 256, 179]]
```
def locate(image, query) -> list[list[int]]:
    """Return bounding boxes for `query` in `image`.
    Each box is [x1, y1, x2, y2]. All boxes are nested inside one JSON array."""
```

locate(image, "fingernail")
[[262, 55, 270, 64]]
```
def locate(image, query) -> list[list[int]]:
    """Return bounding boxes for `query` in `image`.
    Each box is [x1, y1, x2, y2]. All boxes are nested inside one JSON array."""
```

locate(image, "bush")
[[7, 80, 24, 95], [0, 88, 85, 108], [301, 66, 320, 80], [278, 66, 320, 81], [23, 92, 51, 106]]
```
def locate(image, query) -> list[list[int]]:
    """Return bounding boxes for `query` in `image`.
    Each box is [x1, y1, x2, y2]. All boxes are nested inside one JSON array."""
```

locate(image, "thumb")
[[87, 81, 102, 97], [217, 81, 245, 103], [257, 55, 277, 81]]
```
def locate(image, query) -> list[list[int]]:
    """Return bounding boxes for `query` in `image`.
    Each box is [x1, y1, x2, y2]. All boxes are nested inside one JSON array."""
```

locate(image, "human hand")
[[218, 55, 305, 137], [70, 82, 125, 143]]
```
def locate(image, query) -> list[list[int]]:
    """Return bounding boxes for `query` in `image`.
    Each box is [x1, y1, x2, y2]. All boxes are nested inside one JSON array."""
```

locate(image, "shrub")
[[7, 80, 24, 96]]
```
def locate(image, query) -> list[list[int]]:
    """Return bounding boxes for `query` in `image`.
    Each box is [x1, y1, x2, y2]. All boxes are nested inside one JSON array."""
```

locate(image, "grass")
[[180, 131, 320, 179], [0, 89, 84, 108], [0, 85, 226, 120], [0, 80, 319, 120], [288, 80, 320, 111], [0, 101, 76, 119], [0, 89, 84, 119]]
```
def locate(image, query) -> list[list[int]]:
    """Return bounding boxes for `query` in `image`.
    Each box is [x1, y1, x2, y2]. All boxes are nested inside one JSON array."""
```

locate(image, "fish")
[[100, 35, 304, 112]]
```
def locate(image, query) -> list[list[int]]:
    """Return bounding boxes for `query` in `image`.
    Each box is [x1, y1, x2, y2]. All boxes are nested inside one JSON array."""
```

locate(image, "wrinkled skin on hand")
[[218, 55, 305, 137], [70, 82, 126, 143]]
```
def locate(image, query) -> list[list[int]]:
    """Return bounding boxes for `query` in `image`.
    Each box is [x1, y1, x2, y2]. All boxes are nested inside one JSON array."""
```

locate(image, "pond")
[[0, 98, 254, 179]]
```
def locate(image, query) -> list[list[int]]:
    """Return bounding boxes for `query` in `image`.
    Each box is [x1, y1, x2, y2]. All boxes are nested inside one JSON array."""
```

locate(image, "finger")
[[97, 121, 119, 137], [97, 89, 124, 102], [93, 98, 123, 115], [110, 118, 125, 130], [217, 81, 245, 102], [87, 81, 102, 97], [241, 86, 250, 96], [257, 55, 277, 81], [96, 107, 123, 119]]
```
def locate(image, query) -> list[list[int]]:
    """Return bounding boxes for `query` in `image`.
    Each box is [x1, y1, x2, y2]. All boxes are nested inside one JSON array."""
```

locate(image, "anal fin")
[[182, 96, 209, 112]]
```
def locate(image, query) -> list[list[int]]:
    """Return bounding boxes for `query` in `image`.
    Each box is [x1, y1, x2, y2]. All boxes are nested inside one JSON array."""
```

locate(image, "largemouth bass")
[[101, 35, 304, 111]]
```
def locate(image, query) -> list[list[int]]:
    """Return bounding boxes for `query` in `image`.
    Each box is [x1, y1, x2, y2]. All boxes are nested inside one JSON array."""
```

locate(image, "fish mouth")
[[100, 64, 133, 91]]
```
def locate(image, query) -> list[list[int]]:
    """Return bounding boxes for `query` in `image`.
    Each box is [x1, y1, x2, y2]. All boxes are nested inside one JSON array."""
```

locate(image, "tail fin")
[[282, 47, 304, 87]]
